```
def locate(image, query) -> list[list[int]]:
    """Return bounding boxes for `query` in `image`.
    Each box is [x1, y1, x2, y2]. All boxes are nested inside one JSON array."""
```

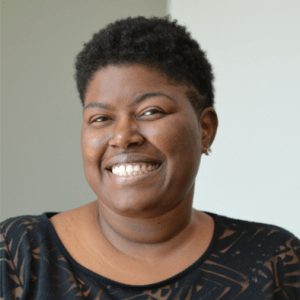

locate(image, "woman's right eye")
[[92, 116, 109, 123]]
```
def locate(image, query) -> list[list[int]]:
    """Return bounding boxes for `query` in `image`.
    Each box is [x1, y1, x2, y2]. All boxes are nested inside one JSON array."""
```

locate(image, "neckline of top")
[[42, 211, 221, 291]]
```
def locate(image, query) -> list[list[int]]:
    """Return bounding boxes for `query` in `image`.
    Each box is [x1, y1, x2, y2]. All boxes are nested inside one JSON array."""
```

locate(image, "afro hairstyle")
[[75, 16, 215, 115]]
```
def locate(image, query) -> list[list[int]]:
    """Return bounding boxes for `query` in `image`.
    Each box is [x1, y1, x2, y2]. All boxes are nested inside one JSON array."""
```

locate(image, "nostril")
[[108, 126, 145, 148], [130, 142, 140, 147]]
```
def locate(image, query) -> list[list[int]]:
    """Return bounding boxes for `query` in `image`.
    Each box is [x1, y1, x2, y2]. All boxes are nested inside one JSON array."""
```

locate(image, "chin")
[[98, 191, 172, 218]]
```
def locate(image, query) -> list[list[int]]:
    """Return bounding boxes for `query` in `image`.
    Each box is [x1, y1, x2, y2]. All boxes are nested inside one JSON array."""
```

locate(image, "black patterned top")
[[1, 212, 300, 299]]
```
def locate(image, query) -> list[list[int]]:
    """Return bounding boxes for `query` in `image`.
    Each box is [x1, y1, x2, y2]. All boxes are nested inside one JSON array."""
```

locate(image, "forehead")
[[84, 64, 190, 105]]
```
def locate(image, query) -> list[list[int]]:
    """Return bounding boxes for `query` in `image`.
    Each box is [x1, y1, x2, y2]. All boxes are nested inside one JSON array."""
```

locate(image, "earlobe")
[[199, 107, 218, 154], [203, 147, 211, 156]]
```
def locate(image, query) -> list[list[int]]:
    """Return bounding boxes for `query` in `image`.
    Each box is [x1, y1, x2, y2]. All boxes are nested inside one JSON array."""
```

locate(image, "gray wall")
[[1, 0, 168, 220]]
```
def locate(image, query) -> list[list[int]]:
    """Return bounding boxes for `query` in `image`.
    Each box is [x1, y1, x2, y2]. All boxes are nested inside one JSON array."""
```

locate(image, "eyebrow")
[[83, 102, 113, 112], [83, 92, 176, 112]]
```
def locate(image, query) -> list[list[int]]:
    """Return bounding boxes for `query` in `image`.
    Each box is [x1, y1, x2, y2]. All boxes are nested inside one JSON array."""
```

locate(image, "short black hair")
[[75, 16, 215, 115]]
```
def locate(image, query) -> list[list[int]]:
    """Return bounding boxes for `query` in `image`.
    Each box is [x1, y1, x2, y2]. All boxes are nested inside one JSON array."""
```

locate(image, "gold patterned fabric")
[[1, 212, 300, 299]]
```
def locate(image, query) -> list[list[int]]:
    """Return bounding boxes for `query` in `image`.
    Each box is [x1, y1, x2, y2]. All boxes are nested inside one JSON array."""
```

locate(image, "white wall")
[[169, 0, 300, 237]]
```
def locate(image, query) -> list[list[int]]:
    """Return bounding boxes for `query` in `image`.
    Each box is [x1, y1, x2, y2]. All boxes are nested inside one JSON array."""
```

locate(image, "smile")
[[111, 163, 160, 177]]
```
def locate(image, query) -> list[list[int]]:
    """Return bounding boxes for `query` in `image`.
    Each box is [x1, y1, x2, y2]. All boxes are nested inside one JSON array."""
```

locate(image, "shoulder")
[[214, 213, 299, 242], [1, 213, 62, 257], [0, 213, 59, 298], [207, 213, 300, 297], [0, 213, 58, 262], [212, 213, 300, 272], [213, 213, 300, 248], [1, 213, 46, 230], [0, 213, 55, 244]]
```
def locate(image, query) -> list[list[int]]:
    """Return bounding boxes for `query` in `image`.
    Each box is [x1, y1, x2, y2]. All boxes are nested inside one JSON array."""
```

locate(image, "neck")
[[96, 188, 196, 260]]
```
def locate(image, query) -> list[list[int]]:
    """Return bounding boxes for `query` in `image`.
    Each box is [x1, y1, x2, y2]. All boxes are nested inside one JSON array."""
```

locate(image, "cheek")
[[142, 117, 202, 159], [81, 129, 106, 164]]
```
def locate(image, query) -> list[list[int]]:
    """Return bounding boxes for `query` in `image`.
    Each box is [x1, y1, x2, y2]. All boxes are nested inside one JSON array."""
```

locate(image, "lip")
[[107, 163, 163, 185], [104, 154, 163, 170]]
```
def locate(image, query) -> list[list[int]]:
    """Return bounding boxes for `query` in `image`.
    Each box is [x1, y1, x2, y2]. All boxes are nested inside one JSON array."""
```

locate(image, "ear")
[[199, 107, 218, 154]]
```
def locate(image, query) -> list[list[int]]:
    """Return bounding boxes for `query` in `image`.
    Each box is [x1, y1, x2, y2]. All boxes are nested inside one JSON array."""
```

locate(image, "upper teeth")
[[111, 163, 159, 176]]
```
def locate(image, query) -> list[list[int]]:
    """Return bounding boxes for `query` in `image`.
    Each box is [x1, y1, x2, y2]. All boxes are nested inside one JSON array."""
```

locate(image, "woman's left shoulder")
[[205, 213, 300, 298], [215, 213, 299, 241], [211, 213, 300, 262]]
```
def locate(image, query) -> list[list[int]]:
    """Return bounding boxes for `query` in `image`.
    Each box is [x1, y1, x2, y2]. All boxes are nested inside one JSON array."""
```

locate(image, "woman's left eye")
[[143, 109, 161, 116], [139, 108, 165, 120]]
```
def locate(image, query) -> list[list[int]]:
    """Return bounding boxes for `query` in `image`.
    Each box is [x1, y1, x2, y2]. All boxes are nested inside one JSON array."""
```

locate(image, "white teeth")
[[111, 163, 159, 176], [126, 165, 133, 173]]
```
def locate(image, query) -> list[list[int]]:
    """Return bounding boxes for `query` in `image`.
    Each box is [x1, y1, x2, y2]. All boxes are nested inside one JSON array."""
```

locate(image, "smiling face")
[[82, 64, 206, 218]]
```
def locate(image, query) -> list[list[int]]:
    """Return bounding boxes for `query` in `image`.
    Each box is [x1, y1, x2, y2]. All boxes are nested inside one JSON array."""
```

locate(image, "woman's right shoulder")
[[0, 213, 57, 259], [1, 214, 46, 239], [0, 214, 58, 298]]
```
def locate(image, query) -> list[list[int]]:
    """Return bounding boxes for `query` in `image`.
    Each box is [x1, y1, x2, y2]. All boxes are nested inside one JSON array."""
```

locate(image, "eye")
[[92, 116, 110, 123], [143, 109, 160, 116], [138, 108, 166, 121], [142, 109, 165, 117]]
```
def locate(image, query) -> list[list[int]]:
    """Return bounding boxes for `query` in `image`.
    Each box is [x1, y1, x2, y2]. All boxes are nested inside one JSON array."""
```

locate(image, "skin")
[[50, 64, 218, 285]]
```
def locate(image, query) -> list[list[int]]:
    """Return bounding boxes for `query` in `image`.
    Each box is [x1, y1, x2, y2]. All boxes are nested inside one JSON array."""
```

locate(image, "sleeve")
[[0, 218, 26, 300], [0, 216, 42, 300], [270, 230, 300, 299]]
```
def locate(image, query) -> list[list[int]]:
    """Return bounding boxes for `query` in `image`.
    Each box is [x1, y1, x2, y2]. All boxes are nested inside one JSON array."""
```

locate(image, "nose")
[[108, 116, 145, 149]]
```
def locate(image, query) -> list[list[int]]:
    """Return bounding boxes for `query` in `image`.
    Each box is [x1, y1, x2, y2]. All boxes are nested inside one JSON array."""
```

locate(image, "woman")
[[1, 16, 299, 299]]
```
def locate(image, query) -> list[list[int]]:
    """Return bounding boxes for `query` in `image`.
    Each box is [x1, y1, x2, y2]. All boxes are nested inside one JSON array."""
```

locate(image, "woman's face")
[[82, 64, 206, 218]]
